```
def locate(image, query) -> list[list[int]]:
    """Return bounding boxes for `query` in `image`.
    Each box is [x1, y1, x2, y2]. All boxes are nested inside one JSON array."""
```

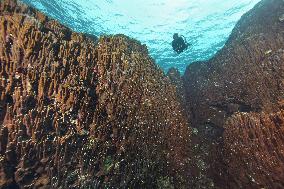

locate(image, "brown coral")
[[223, 111, 284, 188], [0, 0, 191, 188], [183, 0, 284, 188]]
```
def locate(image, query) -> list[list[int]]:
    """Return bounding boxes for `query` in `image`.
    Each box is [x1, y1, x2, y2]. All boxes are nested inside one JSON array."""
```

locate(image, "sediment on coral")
[[0, 0, 191, 188]]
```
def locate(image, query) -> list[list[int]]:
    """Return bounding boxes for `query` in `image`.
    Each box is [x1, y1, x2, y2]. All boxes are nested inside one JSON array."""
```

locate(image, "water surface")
[[23, 0, 260, 72]]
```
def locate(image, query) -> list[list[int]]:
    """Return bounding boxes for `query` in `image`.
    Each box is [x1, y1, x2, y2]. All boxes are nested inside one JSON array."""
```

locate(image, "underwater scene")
[[0, 0, 284, 188], [22, 0, 260, 72]]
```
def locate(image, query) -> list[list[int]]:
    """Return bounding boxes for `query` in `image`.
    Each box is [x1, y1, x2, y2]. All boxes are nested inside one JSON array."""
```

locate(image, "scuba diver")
[[172, 33, 189, 54]]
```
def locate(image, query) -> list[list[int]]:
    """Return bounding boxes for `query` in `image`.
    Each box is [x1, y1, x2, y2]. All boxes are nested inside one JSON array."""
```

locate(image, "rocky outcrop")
[[183, 0, 284, 188], [0, 0, 191, 188]]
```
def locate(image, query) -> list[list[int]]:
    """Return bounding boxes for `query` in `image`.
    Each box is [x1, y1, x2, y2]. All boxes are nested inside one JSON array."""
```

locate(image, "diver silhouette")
[[172, 33, 189, 54]]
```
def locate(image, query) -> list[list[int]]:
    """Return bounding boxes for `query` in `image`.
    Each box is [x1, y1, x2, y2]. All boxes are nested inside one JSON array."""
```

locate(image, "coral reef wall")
[[184, 0, 284, 128], [0, 0, 191, 188], [183, 0, 284, 188], [2, 0, 283, 188]]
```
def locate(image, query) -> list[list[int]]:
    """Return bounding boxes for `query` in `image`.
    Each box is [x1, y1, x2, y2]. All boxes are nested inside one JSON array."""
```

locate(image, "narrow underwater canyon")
[[0, 0, 284, 189]]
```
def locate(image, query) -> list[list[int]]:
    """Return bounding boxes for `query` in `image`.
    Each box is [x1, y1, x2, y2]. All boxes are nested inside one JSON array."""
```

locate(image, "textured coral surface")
[[183, 0, 284, 188], [224, 111, 284, 188], [0, 0, 191, 188], [184, 0, 284, 128], [1, 0, 284, 188]]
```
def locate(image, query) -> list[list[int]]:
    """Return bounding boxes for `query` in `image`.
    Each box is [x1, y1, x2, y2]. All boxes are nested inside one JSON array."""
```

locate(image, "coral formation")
[[183, 0, 284, 188], [223, 110, 284, 188], [1, 0, 284, 188], [0, 0, 190, 188], [184, 0, 284, 128]]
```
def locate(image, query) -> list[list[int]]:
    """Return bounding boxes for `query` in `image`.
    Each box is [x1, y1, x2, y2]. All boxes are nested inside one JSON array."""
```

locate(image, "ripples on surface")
[[23, 0, 260, 72]]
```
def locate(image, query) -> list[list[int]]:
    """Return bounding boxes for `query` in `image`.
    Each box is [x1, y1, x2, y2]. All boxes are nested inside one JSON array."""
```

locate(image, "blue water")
[[23, 0, 260, 72]]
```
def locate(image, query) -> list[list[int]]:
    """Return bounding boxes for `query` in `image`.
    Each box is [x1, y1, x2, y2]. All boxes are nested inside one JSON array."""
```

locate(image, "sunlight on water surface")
[[23, 0, 260, 72]]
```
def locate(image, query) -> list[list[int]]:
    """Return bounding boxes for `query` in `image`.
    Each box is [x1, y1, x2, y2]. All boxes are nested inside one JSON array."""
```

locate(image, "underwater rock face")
[[184, 0, 284, 188], [0, 0, 191, 188]]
